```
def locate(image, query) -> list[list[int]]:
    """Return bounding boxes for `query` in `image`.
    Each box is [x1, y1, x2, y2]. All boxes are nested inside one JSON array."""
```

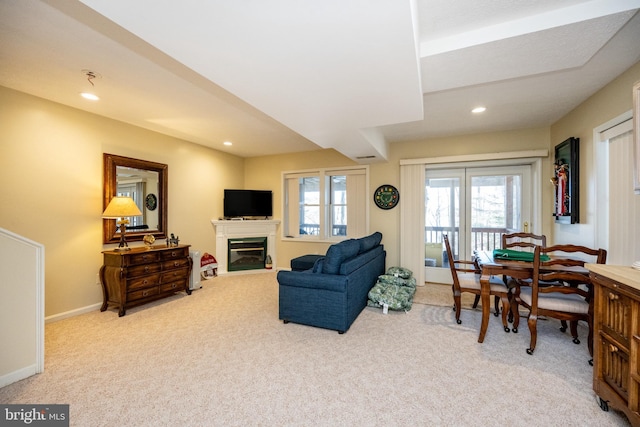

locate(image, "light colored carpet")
[[0, 273, 629, 426], [413, 282, 477, 308]]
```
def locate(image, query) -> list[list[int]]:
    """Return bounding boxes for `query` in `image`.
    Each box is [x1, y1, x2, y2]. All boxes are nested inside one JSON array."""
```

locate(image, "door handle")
[[523, 222, 529, 233]]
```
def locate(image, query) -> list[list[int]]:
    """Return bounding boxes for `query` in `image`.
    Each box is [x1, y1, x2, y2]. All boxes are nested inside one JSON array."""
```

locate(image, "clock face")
[[145, 193, 158, 211], [374, 185, 399, 210]]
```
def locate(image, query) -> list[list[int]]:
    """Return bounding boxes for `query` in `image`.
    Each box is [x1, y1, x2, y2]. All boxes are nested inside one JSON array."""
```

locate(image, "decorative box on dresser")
[[100, 244, 192, 317], [587, 263, 640, 426]]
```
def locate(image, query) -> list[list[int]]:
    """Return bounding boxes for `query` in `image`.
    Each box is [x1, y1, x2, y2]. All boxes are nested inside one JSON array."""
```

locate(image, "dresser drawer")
[[162, 257, 190, 271], [127, 273, 161, 291], [101, 244, 192, 317], [160, 280, 186, 293], [161, 267, 189, 282], [127, 263, 162, 278], [599, 332, 630, 402], [161, 247, 189, 260], [600, 286, 633, 347], [128, 286, 160, 301], [128, 251, 161, 265]]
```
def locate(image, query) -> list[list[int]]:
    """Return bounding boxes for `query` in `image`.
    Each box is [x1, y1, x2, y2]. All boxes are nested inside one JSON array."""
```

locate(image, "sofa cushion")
[[291, 254, 324, 272], [322, 239, 360, 274], [358, 232, 382, 254], [312, 257, 324, 273], [340, 245, 383, 276]]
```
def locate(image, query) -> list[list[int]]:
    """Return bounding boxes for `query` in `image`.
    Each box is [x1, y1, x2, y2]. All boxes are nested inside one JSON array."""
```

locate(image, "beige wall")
[[246, 127, 552, 269], [2, 60, 638, 318], [373, 127, 552, 267], [550, 61, 640, 248], [245, 61, 640, 270], [244, 149, 358, 266], [0, 86, 244, 317]]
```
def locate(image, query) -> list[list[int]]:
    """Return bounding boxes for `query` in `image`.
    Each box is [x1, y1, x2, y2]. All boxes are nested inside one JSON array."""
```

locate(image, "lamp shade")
[[102, 196, 143, 218]]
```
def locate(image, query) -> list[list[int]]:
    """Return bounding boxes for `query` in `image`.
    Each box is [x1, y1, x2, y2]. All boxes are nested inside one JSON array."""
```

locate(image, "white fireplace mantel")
[[211, 219, 280, 274]]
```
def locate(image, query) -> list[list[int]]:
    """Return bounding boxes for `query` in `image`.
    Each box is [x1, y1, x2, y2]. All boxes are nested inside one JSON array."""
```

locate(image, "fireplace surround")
[[211, 219, 280, 275]]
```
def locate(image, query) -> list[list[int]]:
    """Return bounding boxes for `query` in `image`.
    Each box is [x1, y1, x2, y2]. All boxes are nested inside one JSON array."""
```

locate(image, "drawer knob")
[[171, 251, 177, 257], [144, 266, 150, 273], [142, 290, 149, 296], [174, 262, 180, 267], [609, 344, 619, 353], [608, 293, 619, 301], [143, 279, 148, 285]]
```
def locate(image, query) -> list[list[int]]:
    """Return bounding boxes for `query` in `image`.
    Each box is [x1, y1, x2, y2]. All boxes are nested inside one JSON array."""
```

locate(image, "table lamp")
[[102, 196, 143, 251]]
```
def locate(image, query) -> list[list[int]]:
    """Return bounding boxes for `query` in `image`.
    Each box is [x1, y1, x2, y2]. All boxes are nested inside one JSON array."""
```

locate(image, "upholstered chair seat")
[[518, 287, 589, 314]]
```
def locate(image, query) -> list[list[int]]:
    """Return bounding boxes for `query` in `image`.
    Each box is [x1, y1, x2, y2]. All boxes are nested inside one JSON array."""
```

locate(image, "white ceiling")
[[1, 0, 639, 163]]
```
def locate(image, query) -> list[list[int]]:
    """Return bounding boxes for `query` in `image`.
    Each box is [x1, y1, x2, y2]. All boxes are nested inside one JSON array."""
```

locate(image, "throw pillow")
[[358, 231, 382, 253], [323, 239, 360, 274], [312, 257, 324, 273]]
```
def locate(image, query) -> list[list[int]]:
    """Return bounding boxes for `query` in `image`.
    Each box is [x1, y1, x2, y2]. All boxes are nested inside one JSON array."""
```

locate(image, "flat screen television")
[[224, 189, 272, 218]]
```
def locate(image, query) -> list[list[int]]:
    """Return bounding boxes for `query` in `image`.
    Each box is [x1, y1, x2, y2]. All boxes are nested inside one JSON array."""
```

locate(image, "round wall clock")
[[374, 185, 399, 210], [145, 193, 158, 211]]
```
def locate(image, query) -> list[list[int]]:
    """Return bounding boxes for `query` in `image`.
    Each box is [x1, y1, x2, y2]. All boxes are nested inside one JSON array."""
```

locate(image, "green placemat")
[[492, 248, 550, 262]]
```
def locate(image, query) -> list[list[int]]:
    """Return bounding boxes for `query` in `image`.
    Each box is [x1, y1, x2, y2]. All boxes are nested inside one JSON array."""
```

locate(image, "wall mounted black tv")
[[224, 189, 272, 218]]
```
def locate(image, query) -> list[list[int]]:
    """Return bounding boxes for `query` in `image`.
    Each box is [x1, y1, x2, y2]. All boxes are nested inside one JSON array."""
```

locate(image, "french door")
[[425, 165, 532, 283]]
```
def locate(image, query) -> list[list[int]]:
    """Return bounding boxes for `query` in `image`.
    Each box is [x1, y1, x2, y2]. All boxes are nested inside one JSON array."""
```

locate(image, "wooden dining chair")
[[494, 231, 548, 322], [444, 234, 511, 332], [511, 244, 607, 356], [472, 232, 547, 318], [501, 232, 547, 253]]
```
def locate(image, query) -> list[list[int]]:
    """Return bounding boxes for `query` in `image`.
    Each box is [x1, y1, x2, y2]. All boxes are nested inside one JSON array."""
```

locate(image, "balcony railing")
[[425, 226, 512, 259], [297, 224, 509, 258], [300, 224, 347, 236]]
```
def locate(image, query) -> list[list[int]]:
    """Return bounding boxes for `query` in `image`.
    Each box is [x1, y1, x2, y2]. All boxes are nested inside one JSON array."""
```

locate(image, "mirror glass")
[[103, 153, 168, 244]]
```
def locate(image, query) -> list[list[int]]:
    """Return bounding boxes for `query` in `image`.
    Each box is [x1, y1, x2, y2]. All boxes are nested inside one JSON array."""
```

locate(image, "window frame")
[[282, 166, 369, 242]]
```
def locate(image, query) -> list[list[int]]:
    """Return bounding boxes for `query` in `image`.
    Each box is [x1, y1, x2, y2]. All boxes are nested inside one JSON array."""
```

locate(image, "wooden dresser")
[[100, 244, 192, 317], [587, 263, 640, 426]]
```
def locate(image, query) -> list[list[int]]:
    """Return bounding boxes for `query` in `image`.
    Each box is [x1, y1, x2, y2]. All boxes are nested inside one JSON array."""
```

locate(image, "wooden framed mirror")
[[103, 153, 168, 244]]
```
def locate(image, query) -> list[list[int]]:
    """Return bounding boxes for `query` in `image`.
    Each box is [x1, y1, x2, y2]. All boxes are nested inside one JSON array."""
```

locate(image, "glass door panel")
[[425, 165, 531, 283], [425, 169, 465, 283], [466, 166, 530, 258]]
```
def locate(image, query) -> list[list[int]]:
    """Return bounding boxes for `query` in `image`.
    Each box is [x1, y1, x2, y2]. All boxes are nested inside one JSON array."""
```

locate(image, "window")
[[283, 167, 368, 240], [299, 177, 320, 236], [117, 181, 146, 228], [424, 165, 531, 284], [330, 175, 347, 237]]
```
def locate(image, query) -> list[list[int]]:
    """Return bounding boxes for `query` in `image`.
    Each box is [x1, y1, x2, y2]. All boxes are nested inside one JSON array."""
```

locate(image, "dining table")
[[473, 249, 592, 343], [474, 250, 535, 343]]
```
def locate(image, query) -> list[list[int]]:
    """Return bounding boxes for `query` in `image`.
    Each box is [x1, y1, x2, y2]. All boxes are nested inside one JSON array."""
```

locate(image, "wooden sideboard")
[[588, 263, 640, 426], [100, 244, 192, 316]]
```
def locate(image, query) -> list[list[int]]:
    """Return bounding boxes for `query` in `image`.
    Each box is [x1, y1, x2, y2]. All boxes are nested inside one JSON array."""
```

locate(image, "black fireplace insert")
[[227, 237, 267, 271]]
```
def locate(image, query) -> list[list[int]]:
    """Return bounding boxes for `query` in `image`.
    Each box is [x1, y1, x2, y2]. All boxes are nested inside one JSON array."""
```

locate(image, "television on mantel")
[[223, 189, 273, 219]]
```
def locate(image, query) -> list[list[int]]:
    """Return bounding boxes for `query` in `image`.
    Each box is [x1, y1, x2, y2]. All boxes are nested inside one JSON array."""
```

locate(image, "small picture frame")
[[552, 137, 579, 224]]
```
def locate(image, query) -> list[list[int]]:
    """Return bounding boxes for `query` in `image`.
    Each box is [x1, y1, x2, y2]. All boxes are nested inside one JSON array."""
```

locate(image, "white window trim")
[[282, 165, 369, 242]]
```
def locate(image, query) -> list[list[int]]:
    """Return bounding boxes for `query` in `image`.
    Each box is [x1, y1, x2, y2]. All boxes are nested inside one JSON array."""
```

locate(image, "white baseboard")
[[45, 303, 102, 324], [0, 364, 37, 388]]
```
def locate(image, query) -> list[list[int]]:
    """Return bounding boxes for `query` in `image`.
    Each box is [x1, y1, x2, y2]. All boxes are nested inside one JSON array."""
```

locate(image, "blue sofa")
[[277, 232, 386, 333]]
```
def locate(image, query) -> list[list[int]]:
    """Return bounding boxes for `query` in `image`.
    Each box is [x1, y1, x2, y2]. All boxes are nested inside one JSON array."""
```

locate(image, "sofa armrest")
[[277, 270, 348, 293]]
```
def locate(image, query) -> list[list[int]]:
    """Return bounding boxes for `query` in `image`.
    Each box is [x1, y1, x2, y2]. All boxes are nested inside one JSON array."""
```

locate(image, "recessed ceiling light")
[[223, 141, 233, 146], [472, 106, 486, 113], [80, 92, 99, 101]]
